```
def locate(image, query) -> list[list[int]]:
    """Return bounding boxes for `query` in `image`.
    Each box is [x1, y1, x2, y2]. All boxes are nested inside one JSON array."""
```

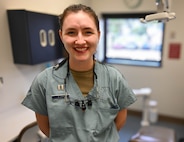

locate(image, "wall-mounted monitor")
[[101, 13, 165, 67]]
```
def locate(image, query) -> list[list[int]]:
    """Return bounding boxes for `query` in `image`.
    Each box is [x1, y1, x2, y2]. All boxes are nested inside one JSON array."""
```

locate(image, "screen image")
[[102, 13, 165, 67]]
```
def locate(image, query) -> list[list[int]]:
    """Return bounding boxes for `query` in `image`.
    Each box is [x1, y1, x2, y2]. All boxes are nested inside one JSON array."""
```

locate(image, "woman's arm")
[[35, 113, 50, 137], [114, 109, 127, 131]]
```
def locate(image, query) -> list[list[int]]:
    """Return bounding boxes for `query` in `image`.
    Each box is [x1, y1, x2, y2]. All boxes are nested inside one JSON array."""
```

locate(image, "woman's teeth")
[[75, 48, 87, 52]]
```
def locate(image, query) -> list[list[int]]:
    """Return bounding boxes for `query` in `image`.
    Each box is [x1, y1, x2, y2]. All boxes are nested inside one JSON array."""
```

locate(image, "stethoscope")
[[52, 58, 100, 111]]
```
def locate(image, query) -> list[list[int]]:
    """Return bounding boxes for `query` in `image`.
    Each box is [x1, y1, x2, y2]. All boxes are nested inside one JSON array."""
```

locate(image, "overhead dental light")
[[140, 0, 176, 23]]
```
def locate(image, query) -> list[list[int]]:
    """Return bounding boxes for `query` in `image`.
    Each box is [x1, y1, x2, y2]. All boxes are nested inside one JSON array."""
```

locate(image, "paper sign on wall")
[[168, 43, 181, 59]]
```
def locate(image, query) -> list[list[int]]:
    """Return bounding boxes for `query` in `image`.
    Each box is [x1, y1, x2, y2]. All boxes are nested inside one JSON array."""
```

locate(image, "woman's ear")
[[59, 29, 63, 41], [98, 31, 101, 42]]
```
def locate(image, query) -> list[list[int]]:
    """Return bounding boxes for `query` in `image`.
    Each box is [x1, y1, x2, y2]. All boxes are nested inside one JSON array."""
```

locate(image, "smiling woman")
[[59, 11, 100, 70], [21, 4, 137, 142]]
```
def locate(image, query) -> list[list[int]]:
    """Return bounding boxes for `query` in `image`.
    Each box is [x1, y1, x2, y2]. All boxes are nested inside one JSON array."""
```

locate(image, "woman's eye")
[[67, 31, 76, 35], [85, 31, 93, 35]]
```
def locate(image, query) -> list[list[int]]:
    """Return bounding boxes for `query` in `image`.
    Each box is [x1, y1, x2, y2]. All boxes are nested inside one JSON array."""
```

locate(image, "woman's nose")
[[75, 33, 86, 45]]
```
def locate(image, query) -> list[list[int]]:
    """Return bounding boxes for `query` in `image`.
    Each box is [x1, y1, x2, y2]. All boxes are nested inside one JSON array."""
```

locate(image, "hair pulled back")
[[59, 4, 100, 31]]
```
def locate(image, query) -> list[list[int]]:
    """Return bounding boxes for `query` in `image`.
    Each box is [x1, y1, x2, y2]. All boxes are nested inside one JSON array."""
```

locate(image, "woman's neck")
[[69, 59, 95, 71]]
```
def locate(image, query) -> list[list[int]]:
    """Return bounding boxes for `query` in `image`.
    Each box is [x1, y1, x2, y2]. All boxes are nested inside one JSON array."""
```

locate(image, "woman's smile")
[[74, 47, 88, 52]]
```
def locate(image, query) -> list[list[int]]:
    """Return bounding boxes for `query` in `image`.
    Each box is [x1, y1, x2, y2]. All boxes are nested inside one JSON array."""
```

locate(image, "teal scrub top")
[[22, 61, 137, 142]]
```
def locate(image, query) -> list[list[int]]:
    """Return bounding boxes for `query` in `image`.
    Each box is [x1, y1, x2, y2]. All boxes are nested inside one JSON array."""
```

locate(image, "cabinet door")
[[27, 11, 63, 64], [7, 10, 65, 65]]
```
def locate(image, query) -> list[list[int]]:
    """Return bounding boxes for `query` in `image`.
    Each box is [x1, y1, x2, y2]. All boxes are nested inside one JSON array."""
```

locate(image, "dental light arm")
[[140, 0, 176, 23]]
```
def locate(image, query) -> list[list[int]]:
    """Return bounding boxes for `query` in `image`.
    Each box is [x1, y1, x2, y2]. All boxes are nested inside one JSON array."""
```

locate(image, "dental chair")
[[129, 125, 176, 142], [16, 121, 49, 142], [131, 87, 176, 142]]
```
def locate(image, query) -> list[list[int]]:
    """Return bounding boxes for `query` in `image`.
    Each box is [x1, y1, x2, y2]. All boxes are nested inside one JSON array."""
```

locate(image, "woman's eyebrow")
[[65, 28, 76, 31]]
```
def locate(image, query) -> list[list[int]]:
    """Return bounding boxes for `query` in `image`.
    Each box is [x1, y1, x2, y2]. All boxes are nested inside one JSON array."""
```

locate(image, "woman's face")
[[59, 11, 100, 63]]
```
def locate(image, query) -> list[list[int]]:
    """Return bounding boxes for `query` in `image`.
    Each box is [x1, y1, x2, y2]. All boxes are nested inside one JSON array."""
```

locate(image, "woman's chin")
[[74, 55, 91, 62]]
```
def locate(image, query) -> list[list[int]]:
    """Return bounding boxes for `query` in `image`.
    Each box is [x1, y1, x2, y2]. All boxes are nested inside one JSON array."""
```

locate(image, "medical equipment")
[[68, 98, 93, 111], [133, 88, 152, 126], [52, 88, 99, 111], [130, 89, 176, 142], [52, 58, 100, 111], [130, 125, 176, 142], [140, 0, 176, 23], [149, 100, 158, 123]]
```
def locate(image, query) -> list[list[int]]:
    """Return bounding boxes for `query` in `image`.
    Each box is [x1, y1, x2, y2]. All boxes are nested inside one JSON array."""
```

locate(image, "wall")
[[0, 0, 183, 119], [91, 0, 184, 119]]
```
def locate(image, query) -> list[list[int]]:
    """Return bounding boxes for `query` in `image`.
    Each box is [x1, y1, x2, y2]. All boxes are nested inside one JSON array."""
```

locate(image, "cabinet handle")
[[39, 29, 47, 47], [48, 30, 55, 47]]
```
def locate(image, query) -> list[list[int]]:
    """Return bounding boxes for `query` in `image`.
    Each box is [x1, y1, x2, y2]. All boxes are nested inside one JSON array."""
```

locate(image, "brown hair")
[[59, 4, 100, 31]]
